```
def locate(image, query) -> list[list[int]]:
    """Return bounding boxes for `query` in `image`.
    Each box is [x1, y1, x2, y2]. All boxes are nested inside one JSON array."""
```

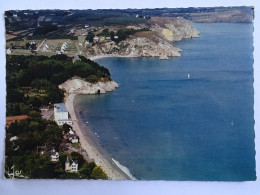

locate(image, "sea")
[[75, 23, 256, 180]]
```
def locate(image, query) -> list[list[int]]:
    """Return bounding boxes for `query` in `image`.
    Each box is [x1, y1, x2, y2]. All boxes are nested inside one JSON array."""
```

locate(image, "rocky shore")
[[59, 77, 119, 96], [85, 17, 200, 59]]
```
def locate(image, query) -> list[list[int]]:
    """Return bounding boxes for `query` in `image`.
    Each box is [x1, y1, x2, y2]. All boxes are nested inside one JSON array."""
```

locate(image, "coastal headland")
[[4, 7, 254, 180]]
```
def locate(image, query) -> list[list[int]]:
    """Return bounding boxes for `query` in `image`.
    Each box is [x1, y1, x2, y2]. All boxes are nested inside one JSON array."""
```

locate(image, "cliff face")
[[86, 17, 200, 59], [59, 77, 119, 95], [150, 17, 200, 41]]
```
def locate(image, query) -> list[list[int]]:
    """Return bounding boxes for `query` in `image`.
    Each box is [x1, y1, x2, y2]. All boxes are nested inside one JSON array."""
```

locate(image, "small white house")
[[69, 128, 75, 135], [49, 149, 59, 162], [114, 35, 118, 39], [54, 103, 72, 126], [42, 44, 49, 51], [93, 36, 99, 42], [65, 157, 78, 173], [85, 24, 89, 28], [84, 40, 90, 47], [69, 134, 79, 143], [60, 42, 68, 53]]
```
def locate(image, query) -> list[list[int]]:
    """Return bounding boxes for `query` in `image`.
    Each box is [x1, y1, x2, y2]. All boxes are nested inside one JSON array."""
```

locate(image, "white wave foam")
[[112, 158, 136, 180]]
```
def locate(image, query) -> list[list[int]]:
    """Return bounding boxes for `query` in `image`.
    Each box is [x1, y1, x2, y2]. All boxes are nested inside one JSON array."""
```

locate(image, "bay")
[[75, 23, 255, 180]]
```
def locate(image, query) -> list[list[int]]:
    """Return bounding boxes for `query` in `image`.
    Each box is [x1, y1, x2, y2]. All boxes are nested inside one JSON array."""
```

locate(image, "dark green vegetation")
[[5, 116, 107, 179], [27, 25, 78, 40], [115, 28, 150, 42], [5, 7, 253, 42], [5, 7, 253, 31], [5, 54, 109, 179], [6, 54, 110, 116]]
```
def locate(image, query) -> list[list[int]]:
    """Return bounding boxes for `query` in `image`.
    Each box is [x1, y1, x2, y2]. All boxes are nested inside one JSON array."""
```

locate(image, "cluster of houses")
[[47, 148, 79, 173], [68, 128, 79, 143], [45, 149, 79, 173]]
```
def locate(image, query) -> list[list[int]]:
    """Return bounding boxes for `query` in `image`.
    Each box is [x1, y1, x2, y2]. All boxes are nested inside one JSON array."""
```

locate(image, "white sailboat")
[[187, 74, 190, 79]]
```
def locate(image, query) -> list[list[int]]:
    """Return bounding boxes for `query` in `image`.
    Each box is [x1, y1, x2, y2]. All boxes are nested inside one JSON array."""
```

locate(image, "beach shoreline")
[[65, 92, 135, 180], [90, 54, 138, 61]]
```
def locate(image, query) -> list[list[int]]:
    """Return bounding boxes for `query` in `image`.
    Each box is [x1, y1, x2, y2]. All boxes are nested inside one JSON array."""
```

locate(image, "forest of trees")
[[5, 54, 109, 179], [6, 54, 111, 116]]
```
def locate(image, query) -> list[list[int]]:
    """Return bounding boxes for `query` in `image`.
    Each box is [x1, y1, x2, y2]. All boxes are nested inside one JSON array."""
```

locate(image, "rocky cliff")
[[59, 77, 119, 96], [86, 17, 200, 59]]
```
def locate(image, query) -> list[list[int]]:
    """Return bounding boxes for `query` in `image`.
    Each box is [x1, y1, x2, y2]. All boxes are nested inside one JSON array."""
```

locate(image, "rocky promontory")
[[86, 17, 200, 59], [59, 77, 119, 96]]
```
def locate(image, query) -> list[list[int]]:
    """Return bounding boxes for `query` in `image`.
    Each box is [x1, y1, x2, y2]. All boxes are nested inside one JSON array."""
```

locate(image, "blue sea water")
[[75, 23, 255, 180]]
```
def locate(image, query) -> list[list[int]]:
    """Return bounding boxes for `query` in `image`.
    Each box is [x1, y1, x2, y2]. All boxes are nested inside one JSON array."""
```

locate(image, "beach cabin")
[[54, 103, 72, 126], [65, 157, 78, 173]]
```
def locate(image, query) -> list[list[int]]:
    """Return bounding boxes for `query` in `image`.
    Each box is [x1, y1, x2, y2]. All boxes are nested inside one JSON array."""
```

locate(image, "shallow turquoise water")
[[75, 23, 255, 180]]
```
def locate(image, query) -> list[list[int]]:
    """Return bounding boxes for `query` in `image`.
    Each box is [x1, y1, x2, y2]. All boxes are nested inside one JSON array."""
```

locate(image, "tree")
[[25, 43, 31, 49], [110, 31, 115, 41], [86, 32, 94, 43], [80, 161, 96, 179], [70, 152, 85, 167], [62, 123, 72, 134], [87, 75, 99, 83], [90, 166, 108, 179]]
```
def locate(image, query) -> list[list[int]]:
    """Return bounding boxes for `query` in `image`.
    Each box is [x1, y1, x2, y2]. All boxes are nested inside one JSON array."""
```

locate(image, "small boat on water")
[[187, 74, 190, 79]]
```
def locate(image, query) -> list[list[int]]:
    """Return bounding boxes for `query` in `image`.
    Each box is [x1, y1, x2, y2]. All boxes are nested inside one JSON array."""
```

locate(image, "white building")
[[69, 134, 79, 143], [61, 42, 68, 53], [69, 128, 75, 135], [93, 36, 99, 42], [42, 44, 49, 51], [65, 157, 78, 173], [49, 149, 59, 162], [54, 103, 72, 126]]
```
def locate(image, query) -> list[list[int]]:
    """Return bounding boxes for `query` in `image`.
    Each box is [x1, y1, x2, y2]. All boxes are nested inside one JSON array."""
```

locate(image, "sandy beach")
[[65, 93, 135, 180], [90, 54, 138, 61]]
